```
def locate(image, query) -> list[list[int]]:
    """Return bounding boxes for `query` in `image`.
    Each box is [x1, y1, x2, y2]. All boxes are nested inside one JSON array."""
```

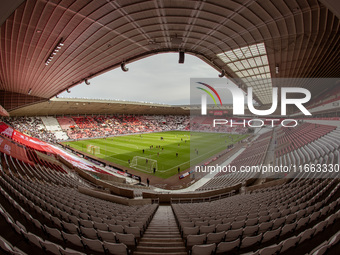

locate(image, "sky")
[[59, 53, 222, 105]]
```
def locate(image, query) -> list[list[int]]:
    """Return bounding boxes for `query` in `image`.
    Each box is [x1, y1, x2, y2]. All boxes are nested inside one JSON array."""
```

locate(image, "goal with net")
[[130, 156, 158, 173], [87, 144, 100, 155]]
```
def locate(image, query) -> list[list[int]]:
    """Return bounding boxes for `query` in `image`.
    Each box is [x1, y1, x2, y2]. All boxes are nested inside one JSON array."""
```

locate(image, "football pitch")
[[62, 131, 248, 179]]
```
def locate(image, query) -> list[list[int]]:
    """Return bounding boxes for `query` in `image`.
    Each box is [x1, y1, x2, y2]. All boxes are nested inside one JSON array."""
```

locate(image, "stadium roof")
[[0, 0, 339, 114], [7, 98, 190, 116]]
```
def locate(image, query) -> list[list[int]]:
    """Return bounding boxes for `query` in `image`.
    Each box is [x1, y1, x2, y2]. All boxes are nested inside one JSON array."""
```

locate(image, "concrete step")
[[147, 225, 178, 227], [134, 252, 187, 255], [146, 226, 179, 229], [138, 241, 184, 247], [136, 246, 187, 253], [148, 223, 177, 226], [143, 234, 181, 238], [141, 237, 183, 243], [145, 231, 181, 235], [146, 228, 179, 231], [135, 206, 186, 255], [148, 225, 178, 230]]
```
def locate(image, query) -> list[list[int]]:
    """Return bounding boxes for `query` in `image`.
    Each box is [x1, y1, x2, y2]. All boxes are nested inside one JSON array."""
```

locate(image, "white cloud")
[[59, 53, 219, 105]]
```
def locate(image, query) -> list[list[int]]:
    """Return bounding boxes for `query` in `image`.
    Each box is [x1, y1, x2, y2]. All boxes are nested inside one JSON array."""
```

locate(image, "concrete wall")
[[142, 183, 242, 203], [78, 186, 153, 206], [70, 166, 135, 198], [89, 171, 126, 184], [36, 151, 62, 165]]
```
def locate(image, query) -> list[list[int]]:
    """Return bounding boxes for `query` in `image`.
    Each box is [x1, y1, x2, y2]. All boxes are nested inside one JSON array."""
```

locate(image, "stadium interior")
[[0, 1, 339, 255]]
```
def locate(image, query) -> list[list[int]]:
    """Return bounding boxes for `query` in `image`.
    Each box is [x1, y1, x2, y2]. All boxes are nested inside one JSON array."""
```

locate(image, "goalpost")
[[130, 156, 158, 173], [87, 144, 100, 155]]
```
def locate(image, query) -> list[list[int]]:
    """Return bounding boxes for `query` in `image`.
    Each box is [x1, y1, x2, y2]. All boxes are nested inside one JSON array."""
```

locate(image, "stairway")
[[134, 205, 187, 255]]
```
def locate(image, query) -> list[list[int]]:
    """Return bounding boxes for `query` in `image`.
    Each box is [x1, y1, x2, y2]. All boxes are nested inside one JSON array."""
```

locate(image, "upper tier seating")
[[2, 117, 58, 143], [275, 124, 340, 172], [275, 123, 336, 158], [306, 86, 340, 110], [57, 117, 77, 130]]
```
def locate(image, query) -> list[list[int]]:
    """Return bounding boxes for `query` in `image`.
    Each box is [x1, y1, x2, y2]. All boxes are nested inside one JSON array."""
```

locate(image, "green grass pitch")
[[62, 131, 248, 179]]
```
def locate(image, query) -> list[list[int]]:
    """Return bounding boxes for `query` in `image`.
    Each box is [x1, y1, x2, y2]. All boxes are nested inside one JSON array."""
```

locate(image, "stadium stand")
[[1, 116, 339, 254], [0, 1, 339, 254], [0, 151, 158, 255], [40, 117, 69, 141], [1, 117, 59, 144], [1, 115, 191, 142], [275, 123, 336, 157], [275, 123, 340, 168], [57, 117, 77, 131], [173, 176, 340, 254], [40, 117, 63, 132], [0, 118, 339, 255], [197, 131, 272, 191], [306, 86, 340, 110]]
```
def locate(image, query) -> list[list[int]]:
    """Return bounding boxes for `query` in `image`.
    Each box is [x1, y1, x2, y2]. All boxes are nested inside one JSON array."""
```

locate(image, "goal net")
[[130, 156, 158, 173], [87, 144, 100, 155]]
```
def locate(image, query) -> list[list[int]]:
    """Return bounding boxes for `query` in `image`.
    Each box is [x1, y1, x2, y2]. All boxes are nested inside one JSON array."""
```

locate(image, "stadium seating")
[[197, 131, 272, 191], [0, 152, 158, 254], [173, 174, 340, 254], [306, 86, 340, 110], [1, 115, 191, 142], [1, 112, 339, 255], [0, 145, 339, 255], [275, 123, 336, 157], [60, 115, 191, 140], [2, 116, 59, 143], [275, 124, 340, 177]]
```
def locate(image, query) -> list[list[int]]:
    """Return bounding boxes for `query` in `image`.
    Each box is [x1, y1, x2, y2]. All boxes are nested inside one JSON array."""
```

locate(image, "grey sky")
[[59, 53, 220, 105]]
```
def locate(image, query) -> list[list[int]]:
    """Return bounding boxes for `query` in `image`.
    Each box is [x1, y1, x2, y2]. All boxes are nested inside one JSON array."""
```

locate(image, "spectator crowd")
[[1, 114, 251, 144], [0, 116, 58, 144]]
